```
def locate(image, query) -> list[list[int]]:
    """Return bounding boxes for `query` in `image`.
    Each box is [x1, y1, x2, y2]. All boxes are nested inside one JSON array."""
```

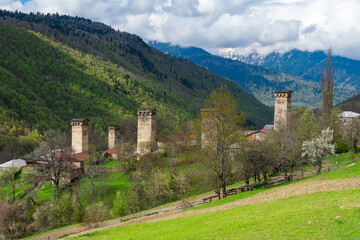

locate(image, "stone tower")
[[71, 119, 89, 154], [274, 91, 292, 131], [137, 108, 156, 159], [108, 125, 120, 149]]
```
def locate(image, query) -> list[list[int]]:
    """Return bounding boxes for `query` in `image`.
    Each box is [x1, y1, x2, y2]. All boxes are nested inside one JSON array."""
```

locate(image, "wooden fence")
[[142, 159, 359, 216]]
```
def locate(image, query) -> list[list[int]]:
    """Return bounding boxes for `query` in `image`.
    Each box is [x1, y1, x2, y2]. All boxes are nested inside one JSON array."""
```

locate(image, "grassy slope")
[[70, 154, 360, 239], [73, 190, 360, 240]]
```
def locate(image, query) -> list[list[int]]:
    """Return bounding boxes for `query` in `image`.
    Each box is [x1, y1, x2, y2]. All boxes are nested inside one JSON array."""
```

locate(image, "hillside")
[[339, 93, 360, 113], [58, 153, 360, 239], [223, 48, 360, 92], [149, 42, 356, 107], [0, 10, 273, 138]]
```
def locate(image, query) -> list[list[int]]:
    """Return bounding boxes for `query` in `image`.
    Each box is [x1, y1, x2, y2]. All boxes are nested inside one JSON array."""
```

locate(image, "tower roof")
[[70, 118, 90, 122]]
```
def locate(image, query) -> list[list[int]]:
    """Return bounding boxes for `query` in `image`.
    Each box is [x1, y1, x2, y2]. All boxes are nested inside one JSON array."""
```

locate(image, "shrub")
[[83, 203, 110, 228], [335, 142, 348, 154]]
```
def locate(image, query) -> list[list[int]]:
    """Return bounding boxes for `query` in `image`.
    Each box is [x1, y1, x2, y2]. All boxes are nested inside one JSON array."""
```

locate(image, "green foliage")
[[335, 142, 349, 154], [0, 10, 273, 133]]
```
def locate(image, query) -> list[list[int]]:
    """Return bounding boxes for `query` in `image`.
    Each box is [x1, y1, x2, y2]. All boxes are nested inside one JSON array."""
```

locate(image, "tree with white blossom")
[[301, 128, 336, 174]]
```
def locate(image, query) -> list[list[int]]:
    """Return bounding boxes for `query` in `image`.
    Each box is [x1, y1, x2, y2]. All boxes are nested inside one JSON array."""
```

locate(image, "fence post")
[[328, 165, 330, 172], [336, 161, 339, 170], [301, 170, 303, 179]]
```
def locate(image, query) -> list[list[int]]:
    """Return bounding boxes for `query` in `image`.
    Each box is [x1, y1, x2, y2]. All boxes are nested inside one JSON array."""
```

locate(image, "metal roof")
[[0, 159, 27, 168], [338, 111, 360, 118]]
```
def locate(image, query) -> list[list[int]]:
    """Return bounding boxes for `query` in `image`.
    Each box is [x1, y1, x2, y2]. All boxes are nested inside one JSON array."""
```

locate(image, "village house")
[[338, 111, 360, 125], [0, 159, 27, 172]]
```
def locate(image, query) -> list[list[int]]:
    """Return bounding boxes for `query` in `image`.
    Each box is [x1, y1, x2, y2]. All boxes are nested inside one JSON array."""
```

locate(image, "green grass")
[[71, 189, 360, 240], [100, 161, 118, 167], [188, 187, 267, 211]]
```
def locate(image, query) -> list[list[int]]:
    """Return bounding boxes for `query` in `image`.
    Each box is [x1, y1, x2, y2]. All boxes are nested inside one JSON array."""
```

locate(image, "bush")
[[83, 203, 110, 228], [335, 142, 348, 154], [111, 191, 129, 217]]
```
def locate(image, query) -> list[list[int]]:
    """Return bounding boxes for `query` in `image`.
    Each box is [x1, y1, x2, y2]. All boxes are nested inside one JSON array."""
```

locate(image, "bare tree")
[[33, 129, 71, 198], [321, 48, 334, 127], [116, 143, 137, 174], [0, 166, 19, 200], [201, 86, 246, 198], [302, 128, 336, 174], [0, 201, 27, 239]]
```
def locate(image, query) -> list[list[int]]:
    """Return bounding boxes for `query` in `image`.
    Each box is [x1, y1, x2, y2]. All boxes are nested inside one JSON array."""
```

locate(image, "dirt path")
[[64, 176, 360, 239]]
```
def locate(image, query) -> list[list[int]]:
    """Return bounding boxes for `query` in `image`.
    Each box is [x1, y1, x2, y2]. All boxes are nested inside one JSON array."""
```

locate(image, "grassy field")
[[71, 189, 360, 239], [68, 153, 360, 240]]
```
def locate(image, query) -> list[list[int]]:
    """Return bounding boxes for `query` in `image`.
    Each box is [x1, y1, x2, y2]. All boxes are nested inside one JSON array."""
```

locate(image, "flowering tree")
[[302, 128, 335, 174]]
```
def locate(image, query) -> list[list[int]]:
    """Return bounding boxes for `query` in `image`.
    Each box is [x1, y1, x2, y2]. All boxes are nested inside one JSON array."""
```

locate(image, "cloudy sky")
[[1, 0, 360, 59]]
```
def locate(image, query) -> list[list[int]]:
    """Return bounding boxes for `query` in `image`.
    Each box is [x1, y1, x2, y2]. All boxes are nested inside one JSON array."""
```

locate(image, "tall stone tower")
[[274, 91, 292, 131], [108, 125, 120, 149], [137, 108, 156, 159], [71, 119, 89, 154]]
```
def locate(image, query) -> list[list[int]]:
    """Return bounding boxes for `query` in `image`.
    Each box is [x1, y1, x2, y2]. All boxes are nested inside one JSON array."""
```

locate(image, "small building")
[[0, 159, 27, 172], [245, 128, 272, 142], [103, 147, 121, 160], [338, 111, 360, 125]]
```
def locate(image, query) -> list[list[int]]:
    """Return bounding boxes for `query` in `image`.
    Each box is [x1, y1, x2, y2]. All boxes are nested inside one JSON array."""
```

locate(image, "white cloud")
[[2, 0, 360, 59]]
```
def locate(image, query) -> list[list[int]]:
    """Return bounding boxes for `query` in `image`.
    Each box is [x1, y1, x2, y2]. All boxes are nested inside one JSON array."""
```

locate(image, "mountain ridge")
[[149, 42, 356, 107]]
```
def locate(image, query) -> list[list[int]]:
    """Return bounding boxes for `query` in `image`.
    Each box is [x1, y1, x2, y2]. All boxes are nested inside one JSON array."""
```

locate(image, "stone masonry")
[[71, 119, 89, 154], [108, 125, 120, 149], [274, 91, 292, 131], [137, 108, 156, 159]]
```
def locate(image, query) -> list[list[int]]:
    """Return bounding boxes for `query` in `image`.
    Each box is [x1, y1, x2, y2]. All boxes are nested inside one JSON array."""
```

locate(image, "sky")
[[1, 0, 360, 59]]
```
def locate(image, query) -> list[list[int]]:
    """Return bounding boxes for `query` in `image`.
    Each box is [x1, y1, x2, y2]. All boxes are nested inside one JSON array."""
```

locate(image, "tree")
[[0, 201, 27, 239], [321, 48, 334, 127], [116, 143, 137, 174], [0, 166, 19, 200], [344, 117, 360, 154], [33, 129, 71, 198], [302, 128, 336, 174], [201, 86, 246, 198], [269, 125, 300, 181], [297, 108, 318, 144]]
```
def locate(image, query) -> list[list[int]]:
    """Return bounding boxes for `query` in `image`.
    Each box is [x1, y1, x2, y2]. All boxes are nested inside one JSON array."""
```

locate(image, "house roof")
[[259, 128, 271, 134], [338, 111, 360, 118], [104, 147, 121, 155], [0, 159, 27, 168], [70, 152, 89, 162]]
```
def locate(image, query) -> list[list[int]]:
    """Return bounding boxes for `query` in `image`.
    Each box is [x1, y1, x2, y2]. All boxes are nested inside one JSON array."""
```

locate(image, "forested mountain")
[[339, 93, 360, 113], [0, 10, 273, 157], [150, 42, 357, 107], [223, 49, 360, 92]]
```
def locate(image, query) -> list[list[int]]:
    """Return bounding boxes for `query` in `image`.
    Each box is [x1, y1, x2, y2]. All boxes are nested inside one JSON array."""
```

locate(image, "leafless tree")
[[321, 48, 334, 127], [0, 201, 27, 239], [116, 143, 137, 174], [0, 166, 19, 200], [33, 129, 71, 198]]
